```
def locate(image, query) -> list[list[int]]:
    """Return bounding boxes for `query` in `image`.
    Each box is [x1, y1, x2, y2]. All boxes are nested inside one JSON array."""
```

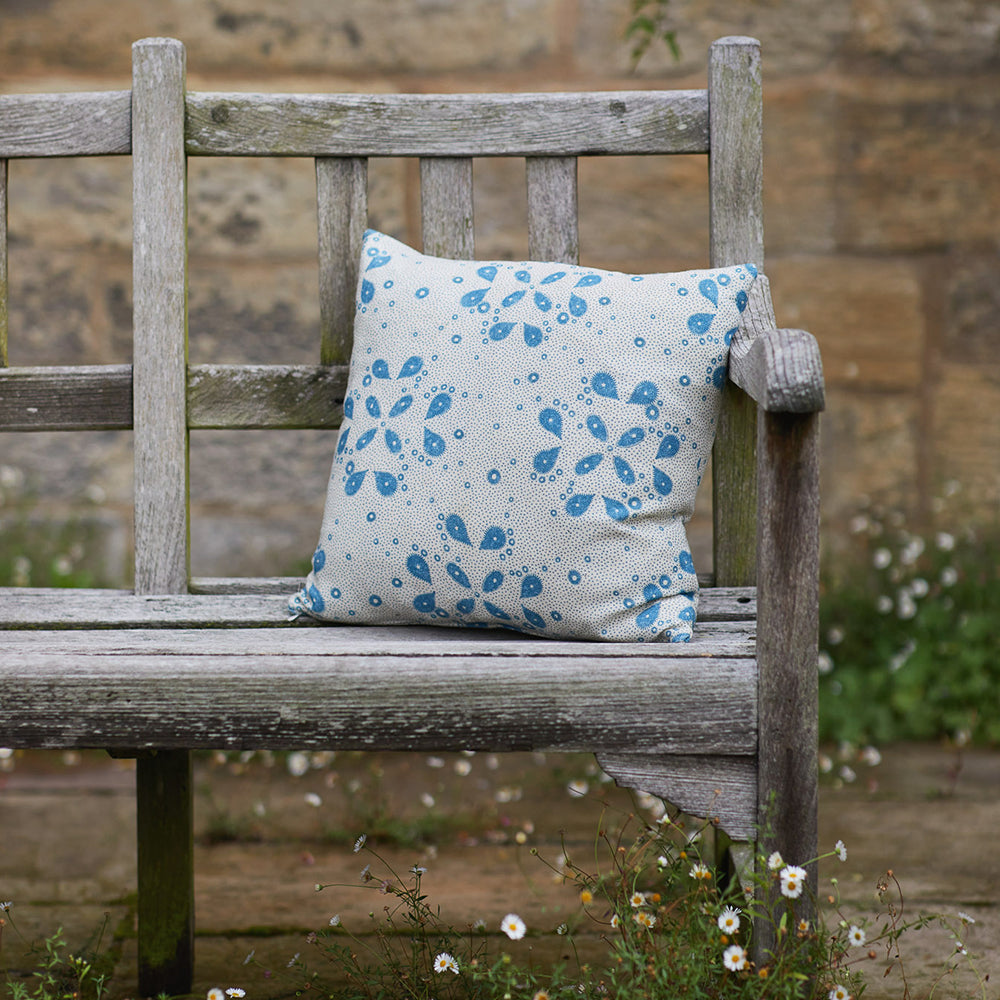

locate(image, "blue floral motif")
[[535, 372, 687, 522], [399, 514, 556, 631], [457, 263, 604, 346], [337, 356, 455, 497]]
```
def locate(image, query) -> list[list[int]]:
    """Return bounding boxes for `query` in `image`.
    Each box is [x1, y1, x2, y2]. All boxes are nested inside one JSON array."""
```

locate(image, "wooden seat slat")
[[0, 585, 756, 628]]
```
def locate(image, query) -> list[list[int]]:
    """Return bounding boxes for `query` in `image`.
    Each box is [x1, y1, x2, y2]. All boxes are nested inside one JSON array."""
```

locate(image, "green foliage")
[[625, 0, 680, 68], [2, 917, 110, 1000], [819, 488, 1000, 747]]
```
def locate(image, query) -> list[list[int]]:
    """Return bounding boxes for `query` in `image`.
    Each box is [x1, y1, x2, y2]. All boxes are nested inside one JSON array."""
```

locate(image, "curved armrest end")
[[729, 327, 825, 414]]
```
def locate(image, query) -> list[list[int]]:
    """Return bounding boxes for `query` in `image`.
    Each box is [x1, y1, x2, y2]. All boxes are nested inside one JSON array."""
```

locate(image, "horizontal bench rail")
[[0, 91, 132, 157], [0, 89, 708, 160], [186, 90, 709, 157], [0, 363, 349, 430]]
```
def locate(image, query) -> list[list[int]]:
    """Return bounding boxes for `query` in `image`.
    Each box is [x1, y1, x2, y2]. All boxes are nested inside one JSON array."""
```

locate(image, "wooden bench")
[[0, 36, 823, 994]]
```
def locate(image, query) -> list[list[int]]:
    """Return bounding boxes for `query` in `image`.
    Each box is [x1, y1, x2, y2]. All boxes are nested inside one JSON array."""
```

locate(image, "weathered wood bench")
[[0, 36, 823, 994]]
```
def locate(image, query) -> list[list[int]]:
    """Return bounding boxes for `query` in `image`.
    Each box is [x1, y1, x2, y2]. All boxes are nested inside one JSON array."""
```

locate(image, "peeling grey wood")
[[130, 40, 195, 997], [755, 408, 820, 948], [597, 753, 757, 840], [187, 363, 348, 428], [709, 36, 763, 589], [0, 364, 348, 431], [420, 158, 474, 259], [1, 159, 7, 367], [0, 585, 756, 628], [2, 620, 755, 654], [0, 365, 132, 430], [0, 643, 756, 755], [132, 38, 189, 595], [729, 328, 825, 414], [316, 157, 367, 365], [0, 91, 131, 157], [526, 157, 579, 264], [186, 90, 709, 157]]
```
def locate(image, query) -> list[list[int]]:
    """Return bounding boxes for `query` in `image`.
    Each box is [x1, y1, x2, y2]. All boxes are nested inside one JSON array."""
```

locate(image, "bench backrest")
[[0, 35, 763, 595]]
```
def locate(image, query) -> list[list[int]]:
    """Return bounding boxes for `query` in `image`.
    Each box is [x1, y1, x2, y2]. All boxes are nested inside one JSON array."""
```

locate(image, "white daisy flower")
[[958, 910, 976, 924], [767, 851, 784, 871], [828, 986, 851, 1000], [717, 906, 741, 934], [225, 990, 246, 998], [835, 840, 847, 862], [780, 865, 807, 899], [207, 990, 225, 1000], [629, 891, 646, 908], [501, 913, 526, 940], [722, 944, 747, 971], [848, 925, 866, 947], [353, 833, 367, 853], [433, 952, 459, 975]]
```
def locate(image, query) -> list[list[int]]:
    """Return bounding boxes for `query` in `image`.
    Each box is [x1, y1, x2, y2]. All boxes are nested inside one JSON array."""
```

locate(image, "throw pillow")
[[290, 230, 756, 641]]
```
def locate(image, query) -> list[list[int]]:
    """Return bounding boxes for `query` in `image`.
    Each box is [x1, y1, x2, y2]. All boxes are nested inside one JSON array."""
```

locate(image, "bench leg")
[[137, 750, 194, 996]]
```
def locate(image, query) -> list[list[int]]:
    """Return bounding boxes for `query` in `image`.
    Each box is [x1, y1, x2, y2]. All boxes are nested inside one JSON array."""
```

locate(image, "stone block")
[[819, 387, 920, 521], [575, 0, 852, 79], [847, 0, 1000, 75], [931, 363, 1000, 505], [834, 76, 1000, 252], [941, 243, 1000, 367], [767, 254, 926, 390], [188, 260, 320, 365], [7, 157, 131, 255], [0, 0, 564, 77], [6, 249, 132, 366], [764, 80, 839, 256]]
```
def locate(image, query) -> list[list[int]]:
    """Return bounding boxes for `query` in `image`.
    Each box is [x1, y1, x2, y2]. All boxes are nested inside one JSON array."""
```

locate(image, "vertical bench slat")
[[526, 156, 579, 264], [1, 159, 7, 367], [420, 157, 474, 259], [131, 37, 195, 999], [132, 38, 190, 595], [708, 36, 763, 589], [316, 157, 368, 365]]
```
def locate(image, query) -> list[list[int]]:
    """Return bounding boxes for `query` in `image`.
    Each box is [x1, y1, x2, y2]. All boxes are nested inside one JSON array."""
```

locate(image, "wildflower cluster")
[[240, 798, 989, 1000], [820, 485, 1000, 745]]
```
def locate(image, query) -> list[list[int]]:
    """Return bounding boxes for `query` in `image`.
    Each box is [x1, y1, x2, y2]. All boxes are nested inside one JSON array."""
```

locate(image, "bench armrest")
[[727, 274, 825, 414]]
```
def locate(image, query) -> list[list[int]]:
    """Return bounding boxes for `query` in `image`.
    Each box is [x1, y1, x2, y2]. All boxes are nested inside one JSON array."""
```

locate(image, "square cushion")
[[290, 231, 756, 641]]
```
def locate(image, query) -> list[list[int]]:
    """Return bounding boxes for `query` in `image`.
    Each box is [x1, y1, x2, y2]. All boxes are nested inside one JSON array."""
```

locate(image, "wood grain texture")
[[186, 91, 709, 157], [0, 91, 131, 157], [755, 408, 820, 952], [0, 585, 756, 627], [0, 637, 756, 755], [0, 365, 132, 430], [1, 159, 7, 367], [709, 37, 763, 589], [420, 158, 474, 259], [316, 157, 367, 365], [729, 328, 825, 413], [598, 753, 757, 840], [526, 157, 579, 263], [132, 38, 189, 595], [187, 363, 347, 428]]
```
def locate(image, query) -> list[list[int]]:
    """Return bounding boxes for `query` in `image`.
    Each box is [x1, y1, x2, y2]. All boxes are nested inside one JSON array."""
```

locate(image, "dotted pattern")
[[290, 231, 756, 642]]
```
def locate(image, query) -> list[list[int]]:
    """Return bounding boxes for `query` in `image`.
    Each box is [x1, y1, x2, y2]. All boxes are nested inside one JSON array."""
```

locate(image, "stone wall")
[[2, 0, 998, 583]]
